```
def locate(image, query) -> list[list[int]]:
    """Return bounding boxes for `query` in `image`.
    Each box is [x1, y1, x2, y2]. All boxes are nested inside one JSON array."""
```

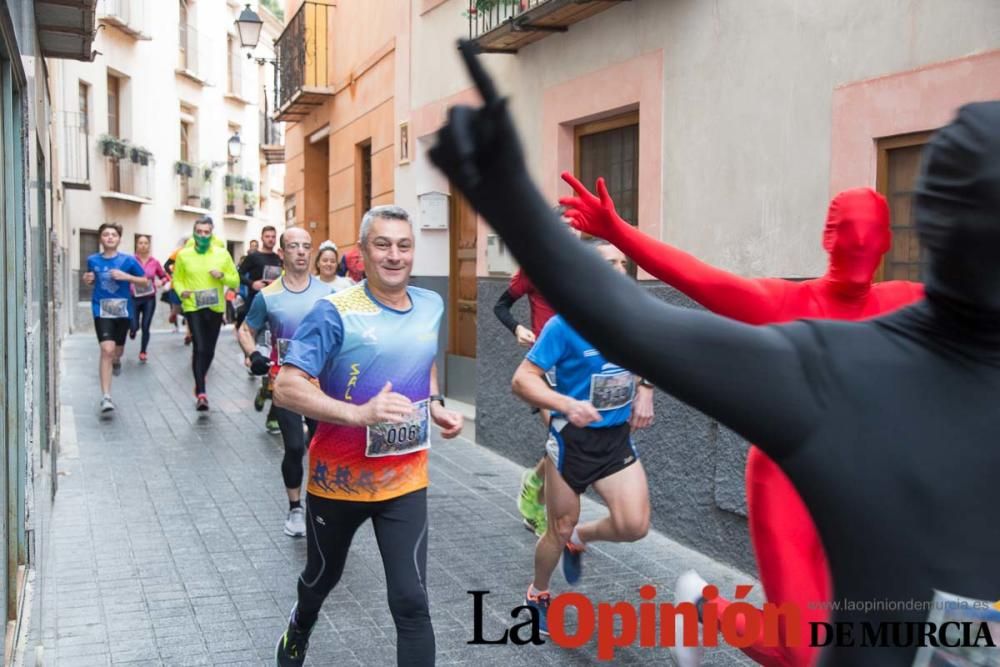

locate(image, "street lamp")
[[228, 131, 243, 162], [234, 4, 263, 49]]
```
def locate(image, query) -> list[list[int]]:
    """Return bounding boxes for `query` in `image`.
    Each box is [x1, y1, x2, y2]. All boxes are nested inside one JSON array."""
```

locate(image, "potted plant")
[[99, 134, 119, 157], [130, 146, 151, 166], [225, 187, 236, 214], [202, 165, 214, 182], [242, 176, 255, 192], [174, 160, 195, 178], [224, 174, 235, 188], [243, 192, 255, 216], [200, 197, 212, 209]]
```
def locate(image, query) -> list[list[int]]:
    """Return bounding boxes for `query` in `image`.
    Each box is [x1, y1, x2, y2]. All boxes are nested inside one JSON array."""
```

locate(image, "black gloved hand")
[[248, 351, 271, 376], [429, 41, 529, 226]]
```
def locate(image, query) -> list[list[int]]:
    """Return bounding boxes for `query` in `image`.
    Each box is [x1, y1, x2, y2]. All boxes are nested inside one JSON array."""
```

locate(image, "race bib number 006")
[[99, 298, 129, 319], [590, 371, 634, 411], [365, 399, 431, 458]]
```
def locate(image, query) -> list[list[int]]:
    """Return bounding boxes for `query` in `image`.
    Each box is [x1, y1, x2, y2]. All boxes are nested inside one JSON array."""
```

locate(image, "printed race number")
[[133, 281, 154, 298], [589, 371, 634, 411], [194, 288, 220, 308], [365, 399, 430, 458], [99, 298, 129, 319]]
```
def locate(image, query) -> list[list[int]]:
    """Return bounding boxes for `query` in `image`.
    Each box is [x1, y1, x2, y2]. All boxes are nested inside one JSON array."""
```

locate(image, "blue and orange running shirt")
[[283, 282, 444, 502], [244, 276, 332, 365]]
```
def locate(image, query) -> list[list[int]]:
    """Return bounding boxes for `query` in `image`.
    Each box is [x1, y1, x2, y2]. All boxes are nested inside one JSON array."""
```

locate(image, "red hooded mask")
[[821, 187, 892, 291]]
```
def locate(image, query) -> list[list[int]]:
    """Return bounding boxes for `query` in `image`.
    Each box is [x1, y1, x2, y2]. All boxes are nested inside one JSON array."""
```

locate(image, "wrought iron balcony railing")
[[274, 1, 333, 121], [178, 23, 211, 83], [60, 111, 89, 185], [103, 150, 154, 201], [468, 0, 630, 53], [98, 0, 148, 39]]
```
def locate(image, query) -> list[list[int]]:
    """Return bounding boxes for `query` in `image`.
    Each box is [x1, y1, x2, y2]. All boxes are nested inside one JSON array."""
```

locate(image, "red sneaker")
[[195, 394, 209, 411]]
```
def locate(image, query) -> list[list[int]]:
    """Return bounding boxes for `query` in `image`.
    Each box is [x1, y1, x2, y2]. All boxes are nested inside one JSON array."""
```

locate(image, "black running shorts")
[[545, 420, 637, 494], [94, 317, 129, 346]]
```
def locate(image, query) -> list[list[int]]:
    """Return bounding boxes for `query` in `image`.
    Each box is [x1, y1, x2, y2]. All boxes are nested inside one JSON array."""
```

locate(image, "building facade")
[[0, 0, 96, 661], [278, 0, 1000, 571], [54, 0, 287, 332]]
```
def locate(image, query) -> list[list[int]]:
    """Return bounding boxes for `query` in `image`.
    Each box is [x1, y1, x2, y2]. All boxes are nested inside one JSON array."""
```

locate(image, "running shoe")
[[138, 352, 147, 363], [524, 588, 551, 636], [669, 570, 707, 667], [100, 395, 115, 413], [184, 334, 192, 346], [112, 361, 122, 376], [168, 311, 177, 325], [254, 386, 267, 412], [275, 606, 311, 666], [195, 394, 209, 412], [518, 469, 544, 526], [266, 418, 281, 434], [562, 541, 585, 585], [129, 329, 136, 340], [284, 508, 306, 537]]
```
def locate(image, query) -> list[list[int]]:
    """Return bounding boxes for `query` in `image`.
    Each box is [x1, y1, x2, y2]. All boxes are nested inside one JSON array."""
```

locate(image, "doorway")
[[446, 192, 477, 403]]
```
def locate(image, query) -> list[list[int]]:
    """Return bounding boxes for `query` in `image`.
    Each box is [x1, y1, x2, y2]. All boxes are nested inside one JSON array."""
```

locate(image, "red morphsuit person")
[[560, 172, 924, 667]]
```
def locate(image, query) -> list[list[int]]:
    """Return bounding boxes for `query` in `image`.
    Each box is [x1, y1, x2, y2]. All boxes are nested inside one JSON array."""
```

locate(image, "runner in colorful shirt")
[[129, 234, 169, 363], [272, 205, 463, 667], [82, 222, 148, 413], [238, 227, 331, 538]]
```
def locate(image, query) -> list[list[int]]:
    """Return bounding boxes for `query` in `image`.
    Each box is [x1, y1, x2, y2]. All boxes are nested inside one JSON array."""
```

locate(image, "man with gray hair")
[[273, 205, 464, 666]]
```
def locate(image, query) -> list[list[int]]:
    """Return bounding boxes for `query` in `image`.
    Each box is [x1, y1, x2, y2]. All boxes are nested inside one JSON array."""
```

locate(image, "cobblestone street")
[[24, 330, 757, 666]]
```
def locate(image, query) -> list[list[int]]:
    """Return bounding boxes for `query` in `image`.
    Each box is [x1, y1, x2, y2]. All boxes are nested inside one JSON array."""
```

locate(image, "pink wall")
[[542, 50, 664, 279], [830, 49, 1000, 195]]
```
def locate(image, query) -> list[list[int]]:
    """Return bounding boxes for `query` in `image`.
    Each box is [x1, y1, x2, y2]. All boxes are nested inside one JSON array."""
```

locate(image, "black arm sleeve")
[[471, 178, 827, 458], [238, 254, 255, 287], [493, 289, 522, 336]]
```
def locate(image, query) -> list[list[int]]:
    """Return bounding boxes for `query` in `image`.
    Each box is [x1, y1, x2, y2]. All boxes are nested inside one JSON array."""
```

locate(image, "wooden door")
[[449, 192, 476, 358]]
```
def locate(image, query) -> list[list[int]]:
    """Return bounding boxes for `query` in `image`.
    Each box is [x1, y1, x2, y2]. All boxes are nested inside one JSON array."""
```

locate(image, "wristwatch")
[[638, 378, 655, 388], [429, 394, 446, 407]]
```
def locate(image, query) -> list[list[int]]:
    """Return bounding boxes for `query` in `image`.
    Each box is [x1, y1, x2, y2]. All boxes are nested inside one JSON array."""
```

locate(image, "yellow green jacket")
[[172, 236, 239, 313]]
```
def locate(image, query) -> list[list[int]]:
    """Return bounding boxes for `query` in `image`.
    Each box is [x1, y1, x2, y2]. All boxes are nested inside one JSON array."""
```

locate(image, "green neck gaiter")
[[194, 236, 212, 253]]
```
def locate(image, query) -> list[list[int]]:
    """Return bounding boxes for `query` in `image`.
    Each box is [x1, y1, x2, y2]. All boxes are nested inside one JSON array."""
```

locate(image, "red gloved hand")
[[559, 171, 630, 241]]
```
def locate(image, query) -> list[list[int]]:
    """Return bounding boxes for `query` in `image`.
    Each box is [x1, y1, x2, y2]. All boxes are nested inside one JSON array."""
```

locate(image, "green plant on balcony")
[[201, 164, 215, 182], [99, 134, 128, 159], [464, 0, 524, 17], [174, 160, 196, 178], [129, 146, 152, 166], [225, 186, 236, 214], [200, 197, 212, 209], [224, 174, 236, 188], [241, 177, 255, 193], [243, 191, 256, 216]]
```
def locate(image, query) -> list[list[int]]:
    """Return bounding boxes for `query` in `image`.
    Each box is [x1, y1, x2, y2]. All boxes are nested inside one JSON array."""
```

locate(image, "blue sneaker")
[[525, 589, 551, 636], [562, 542, 585, 585]]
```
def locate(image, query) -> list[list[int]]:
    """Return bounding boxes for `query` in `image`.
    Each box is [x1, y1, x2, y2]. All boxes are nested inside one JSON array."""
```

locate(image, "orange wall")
[[282, 0, 400, 251]]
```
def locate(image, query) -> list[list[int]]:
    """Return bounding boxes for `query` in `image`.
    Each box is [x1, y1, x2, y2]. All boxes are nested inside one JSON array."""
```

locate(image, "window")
[[358, 139, 372, 224], [575, 111, 639, 275], [179, 104, 198, 205], [79, 229, 100, 301], [78, 81, 89, 129], [107, 73, 120, 137], [876, 132, 932, 282], [575, 112, 639, 227], [227, 34, 237, 95]]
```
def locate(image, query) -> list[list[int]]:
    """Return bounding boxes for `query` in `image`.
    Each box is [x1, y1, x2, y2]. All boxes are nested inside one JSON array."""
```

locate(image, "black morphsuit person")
[[429, 43, 1000, 667]]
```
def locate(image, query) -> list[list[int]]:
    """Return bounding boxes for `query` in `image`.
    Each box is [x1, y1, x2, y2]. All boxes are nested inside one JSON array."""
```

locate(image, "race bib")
[[99, 298, 129, 319], [263, 265, 282, 282], [276, 338, 291, 364], [589, 371, 634, 411], [194, 288, 220, 308], [365, 399, 431, 458], [133, 281, 154, 298]]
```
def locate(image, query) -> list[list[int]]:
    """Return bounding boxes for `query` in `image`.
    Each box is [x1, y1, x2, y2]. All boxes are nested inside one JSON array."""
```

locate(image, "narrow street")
[[24, 330, 757, 666]]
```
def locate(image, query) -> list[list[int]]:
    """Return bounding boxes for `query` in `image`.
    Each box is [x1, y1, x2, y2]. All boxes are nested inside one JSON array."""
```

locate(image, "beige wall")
[[408, 0, 1000, 278], [56, 0, 285, 273]]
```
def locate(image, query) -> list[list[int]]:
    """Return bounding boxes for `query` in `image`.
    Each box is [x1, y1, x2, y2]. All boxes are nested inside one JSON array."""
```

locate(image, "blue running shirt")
[[86, 252, 145, 319]]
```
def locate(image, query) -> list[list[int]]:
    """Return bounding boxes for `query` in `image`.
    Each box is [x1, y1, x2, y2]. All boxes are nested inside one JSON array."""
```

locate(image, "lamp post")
[[234, 4, 280, 113]]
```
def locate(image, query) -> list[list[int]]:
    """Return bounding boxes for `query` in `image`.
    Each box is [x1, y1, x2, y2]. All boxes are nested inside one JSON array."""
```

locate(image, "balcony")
[[467, 0, 631, 53], [274, 1, 334, 122], [177, 23, 212, 85], [97, 0, 150, 40], [60, 111, 90, 188], [99, 138, 154, 203], [260, 111, 284, 164], [223, 174, 259, 221], [174, 162, 214, 215]]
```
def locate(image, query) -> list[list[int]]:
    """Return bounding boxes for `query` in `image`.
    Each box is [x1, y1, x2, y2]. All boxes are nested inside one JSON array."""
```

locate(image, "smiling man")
[[273, 205, 463, 667]]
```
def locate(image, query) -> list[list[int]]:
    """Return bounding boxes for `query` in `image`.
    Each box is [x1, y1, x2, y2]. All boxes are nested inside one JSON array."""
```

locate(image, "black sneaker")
[[275, 607, 311, 666]]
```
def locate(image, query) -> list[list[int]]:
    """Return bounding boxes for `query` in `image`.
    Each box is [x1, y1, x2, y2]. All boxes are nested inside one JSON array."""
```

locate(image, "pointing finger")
[[458, 39, 499, 105]]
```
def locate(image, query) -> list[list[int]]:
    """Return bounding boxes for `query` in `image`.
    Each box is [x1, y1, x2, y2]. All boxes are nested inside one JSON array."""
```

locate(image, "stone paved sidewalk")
[[24, 330, 758, 666]]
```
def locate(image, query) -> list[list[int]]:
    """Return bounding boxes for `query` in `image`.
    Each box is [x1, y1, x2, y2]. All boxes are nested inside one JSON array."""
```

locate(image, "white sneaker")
[[284, 507, 306, 537], [670, 569, 707, 667], [100, 395, 115, 413]]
